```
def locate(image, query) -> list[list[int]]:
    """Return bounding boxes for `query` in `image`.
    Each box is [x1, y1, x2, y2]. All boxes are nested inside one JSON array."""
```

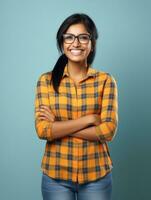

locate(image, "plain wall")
[[0, 0, 151, 199]]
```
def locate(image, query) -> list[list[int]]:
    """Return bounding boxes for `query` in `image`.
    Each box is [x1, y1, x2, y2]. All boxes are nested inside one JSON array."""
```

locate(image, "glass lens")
[[63, 34, 74, 43], [79, 34, 90, 44]]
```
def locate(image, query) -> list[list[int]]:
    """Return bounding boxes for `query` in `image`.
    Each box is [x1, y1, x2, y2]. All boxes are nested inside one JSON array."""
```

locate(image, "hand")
[[91, 114, 101, 126], [36, 105, 55, 122]]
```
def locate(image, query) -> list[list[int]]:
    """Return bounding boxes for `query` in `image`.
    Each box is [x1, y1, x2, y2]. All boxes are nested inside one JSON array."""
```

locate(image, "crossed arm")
[[35, 105, 100, 141], [34, 74, 118, 143]]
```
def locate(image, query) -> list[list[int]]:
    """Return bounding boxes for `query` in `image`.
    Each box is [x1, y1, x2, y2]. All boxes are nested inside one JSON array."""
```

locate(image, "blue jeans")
[[41, 172, 112, 200]]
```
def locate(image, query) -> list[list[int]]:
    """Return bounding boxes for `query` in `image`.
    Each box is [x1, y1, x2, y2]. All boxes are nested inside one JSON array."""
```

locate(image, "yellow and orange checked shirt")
[[34, 64, 118, 184]]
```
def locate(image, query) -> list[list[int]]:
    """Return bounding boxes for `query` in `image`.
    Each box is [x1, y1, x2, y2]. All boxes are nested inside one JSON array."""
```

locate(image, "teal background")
[[0, 0, 150, 199]]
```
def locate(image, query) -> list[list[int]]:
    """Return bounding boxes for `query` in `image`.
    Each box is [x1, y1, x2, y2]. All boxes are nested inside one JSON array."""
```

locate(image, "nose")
[[72, 37, 80, 47]]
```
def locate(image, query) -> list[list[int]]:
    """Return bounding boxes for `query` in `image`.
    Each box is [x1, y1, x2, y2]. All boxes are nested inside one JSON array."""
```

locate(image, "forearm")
[[70, 121, 118, 142], [70, 126, 99, 141], [35, 103, 101, 142], [51, 117, 90, 140]]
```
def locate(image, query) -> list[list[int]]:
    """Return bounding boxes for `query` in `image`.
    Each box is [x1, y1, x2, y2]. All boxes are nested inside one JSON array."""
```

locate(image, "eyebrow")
[[65, 33, 90, 35]]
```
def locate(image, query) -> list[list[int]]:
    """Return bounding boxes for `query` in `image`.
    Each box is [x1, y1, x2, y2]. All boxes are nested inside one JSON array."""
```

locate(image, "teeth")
[[70, 49, 83, 56]]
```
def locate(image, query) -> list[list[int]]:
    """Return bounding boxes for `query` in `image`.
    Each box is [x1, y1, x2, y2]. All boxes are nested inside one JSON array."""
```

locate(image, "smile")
[[70, 49, 84, 56]]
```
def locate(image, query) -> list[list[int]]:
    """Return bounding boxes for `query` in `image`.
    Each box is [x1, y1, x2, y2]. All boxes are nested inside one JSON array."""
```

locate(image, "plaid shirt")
[[34, 65, 118, 184]]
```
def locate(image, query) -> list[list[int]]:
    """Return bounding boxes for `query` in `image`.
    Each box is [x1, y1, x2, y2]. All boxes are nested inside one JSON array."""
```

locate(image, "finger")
[[39, 108, 55, 120], [38, 116, 51, 121], [40, 105, 54, 114], [35, 108, 41, 112], [40, 105, 48, 108], [38, 112, 50, 119], [35, 108, 46, 113], [37, 106, 55, 119], [39, 108, 54, 119], [38, 113, 55, 122], [40, 105, 51, 111], [37, 109, 55, 122], [38, 116, 54, 122], [38, 106, 54, 115]]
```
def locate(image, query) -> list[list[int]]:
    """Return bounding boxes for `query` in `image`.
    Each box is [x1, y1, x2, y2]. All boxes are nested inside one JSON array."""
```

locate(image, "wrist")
[[77, 116, 91, 127]]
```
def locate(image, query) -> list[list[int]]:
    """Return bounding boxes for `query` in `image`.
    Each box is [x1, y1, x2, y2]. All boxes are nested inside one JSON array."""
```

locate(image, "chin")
[[67, 55, 86, 63], [68, 58, 85, 63]]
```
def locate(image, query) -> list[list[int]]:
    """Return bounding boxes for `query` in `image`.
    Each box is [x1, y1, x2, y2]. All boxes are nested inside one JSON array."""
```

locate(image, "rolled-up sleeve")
[[34, 74, 53, 141], [95, 74, 118, 142]]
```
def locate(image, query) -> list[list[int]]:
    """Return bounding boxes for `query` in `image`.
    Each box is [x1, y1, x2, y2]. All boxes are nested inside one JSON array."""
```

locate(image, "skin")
[[36, 23, 101, 141]]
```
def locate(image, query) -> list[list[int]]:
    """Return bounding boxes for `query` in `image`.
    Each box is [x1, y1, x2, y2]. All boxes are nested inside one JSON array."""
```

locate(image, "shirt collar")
[[62, 64, 98, 78]]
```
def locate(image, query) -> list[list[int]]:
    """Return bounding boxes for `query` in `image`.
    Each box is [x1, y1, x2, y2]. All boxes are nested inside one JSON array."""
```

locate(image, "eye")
[[65, 35, 73, 40], [79, 34, 90, 42], [63, 34, 74, 42], [80, 35, 89, 39]]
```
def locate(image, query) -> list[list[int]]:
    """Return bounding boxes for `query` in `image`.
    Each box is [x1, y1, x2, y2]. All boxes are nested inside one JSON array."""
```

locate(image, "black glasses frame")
[[62, 33, 92, 44]]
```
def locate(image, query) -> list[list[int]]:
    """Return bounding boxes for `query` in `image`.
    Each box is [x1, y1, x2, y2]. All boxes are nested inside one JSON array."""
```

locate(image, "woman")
[[35, 13, 118, 200]]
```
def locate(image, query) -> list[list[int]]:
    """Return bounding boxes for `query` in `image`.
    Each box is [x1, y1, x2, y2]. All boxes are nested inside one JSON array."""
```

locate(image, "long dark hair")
[[51, 13, 98, 93]]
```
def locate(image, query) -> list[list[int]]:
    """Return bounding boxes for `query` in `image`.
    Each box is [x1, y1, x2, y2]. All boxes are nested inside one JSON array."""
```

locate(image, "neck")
[[67, 60, 88, 78]]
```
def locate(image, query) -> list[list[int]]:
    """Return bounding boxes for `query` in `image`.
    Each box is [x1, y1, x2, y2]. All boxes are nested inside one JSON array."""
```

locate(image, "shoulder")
[[37, 71, 52, 84], [95, 68, 117, 84]]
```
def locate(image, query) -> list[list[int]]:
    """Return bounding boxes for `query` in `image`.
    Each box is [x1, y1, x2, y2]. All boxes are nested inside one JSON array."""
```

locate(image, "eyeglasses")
[[62, 33, 91, 44]]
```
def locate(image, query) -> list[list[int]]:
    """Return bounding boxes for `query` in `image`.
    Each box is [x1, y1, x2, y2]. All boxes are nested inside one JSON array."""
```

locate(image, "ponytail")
[[51, 54, 68, 94]]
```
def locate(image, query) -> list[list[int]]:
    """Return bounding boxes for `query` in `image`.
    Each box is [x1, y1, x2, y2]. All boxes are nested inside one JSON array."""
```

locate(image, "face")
[[62, 23, 92, 64]]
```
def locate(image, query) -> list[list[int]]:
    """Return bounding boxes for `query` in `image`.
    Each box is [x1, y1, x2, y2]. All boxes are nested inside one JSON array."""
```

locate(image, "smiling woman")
[[34, 13, 118, 200]]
